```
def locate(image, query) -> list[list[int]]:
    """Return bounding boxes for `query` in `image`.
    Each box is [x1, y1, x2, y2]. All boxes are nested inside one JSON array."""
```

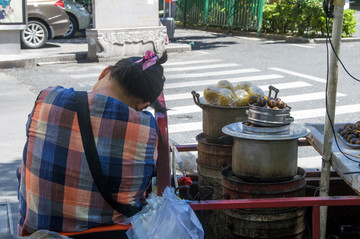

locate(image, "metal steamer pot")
[[247, 85, 294, 127], [247, 105, 294, 126], [222, 122, 310, 182], [192, 91, 248, 144]]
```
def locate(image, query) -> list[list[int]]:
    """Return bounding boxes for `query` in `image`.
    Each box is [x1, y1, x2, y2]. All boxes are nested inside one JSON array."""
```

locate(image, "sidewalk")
[[0, 34, 192, 69]]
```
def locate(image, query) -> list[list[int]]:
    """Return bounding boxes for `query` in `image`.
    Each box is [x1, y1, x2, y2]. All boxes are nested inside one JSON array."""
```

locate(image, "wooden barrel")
[[196, 133, 232, 200], [196, 133, 233, 239], [226, 207, 306, 239], [222, 166, 307, 238], [222, 166, 306, 200]]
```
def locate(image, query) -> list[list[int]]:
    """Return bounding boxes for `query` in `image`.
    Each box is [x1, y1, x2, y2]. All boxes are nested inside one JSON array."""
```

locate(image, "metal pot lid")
[[222, 122, 310, 140]]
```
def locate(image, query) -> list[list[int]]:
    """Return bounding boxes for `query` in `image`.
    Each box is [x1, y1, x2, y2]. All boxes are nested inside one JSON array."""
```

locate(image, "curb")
[[176, 26, 360, 44], [0, 43, 191, 69], [0, 52, 88, 69], [35, 52, 88, 64], [232, 30, 360, 43], [165, 43, 192, 53]]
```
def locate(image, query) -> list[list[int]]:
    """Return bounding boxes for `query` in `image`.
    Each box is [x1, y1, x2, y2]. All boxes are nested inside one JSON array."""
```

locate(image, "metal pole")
[[169, 0, 172, 18], [228, 0, 235, 33], [163, 0, 166, 18], [183, 0, 187, 27], [257, 0, 265, 37], [319, 0, 345, 238], [204, 0, 209, 28]]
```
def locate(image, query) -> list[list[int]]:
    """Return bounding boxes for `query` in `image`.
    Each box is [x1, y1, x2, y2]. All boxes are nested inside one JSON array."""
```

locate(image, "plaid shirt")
[[18, 86, 158, 235]]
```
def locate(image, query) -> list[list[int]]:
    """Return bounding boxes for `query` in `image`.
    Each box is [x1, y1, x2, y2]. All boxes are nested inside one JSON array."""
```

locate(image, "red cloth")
[[165, 0, 174, 3], [178, 176, 192, 186]]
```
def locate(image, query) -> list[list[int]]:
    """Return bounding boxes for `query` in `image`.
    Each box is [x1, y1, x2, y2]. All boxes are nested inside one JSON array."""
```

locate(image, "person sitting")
[[17, 50, 167, 236]]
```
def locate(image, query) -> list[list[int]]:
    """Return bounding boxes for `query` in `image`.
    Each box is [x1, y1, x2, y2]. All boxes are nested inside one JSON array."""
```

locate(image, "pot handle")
[[268, 85, 279, 98], [286, 116, 294, 124], [191, 91, 206, 109]]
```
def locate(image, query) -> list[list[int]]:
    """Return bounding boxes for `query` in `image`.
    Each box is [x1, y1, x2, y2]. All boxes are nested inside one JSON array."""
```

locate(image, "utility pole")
[[320, 0, 345, 238]]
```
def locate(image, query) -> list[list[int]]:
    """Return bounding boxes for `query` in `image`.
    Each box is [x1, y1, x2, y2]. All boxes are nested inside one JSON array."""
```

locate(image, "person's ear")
[[136, 102, 151, 111], [98, 66, 112, 81]]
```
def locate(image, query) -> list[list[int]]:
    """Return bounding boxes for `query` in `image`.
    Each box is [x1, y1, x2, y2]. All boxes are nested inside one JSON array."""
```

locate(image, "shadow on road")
[[174, 33, 238, 51], [0, 159, 21, 198]]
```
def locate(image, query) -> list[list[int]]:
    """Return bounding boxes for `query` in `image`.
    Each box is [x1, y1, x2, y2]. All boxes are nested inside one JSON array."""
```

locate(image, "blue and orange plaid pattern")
[[18, 86, 158, 236]]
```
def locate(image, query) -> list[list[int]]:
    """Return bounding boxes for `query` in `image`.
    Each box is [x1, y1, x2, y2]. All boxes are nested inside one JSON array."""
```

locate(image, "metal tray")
[[336, 131, 360, 149], [222, 122, 309, 140]]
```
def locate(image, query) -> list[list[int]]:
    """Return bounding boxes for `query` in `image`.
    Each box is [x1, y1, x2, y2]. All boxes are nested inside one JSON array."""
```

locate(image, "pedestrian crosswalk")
[[58, 58, 358, 148], [161, 59, 358, 147]]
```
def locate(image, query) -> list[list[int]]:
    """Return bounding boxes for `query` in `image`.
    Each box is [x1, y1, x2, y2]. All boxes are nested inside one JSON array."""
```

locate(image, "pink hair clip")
[[136, 50, 158, 71]]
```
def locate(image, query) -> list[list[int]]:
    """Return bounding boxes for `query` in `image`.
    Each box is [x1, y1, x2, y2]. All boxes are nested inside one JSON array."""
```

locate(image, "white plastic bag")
[[126, 187, 204, 239]]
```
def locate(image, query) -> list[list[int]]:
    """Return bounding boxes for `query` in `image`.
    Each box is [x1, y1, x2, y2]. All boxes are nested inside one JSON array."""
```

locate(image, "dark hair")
[[110, 51, 167, 106]]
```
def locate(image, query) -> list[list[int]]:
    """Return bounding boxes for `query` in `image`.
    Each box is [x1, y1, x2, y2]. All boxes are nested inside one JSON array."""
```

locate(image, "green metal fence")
[[160, 0, 265, 32]]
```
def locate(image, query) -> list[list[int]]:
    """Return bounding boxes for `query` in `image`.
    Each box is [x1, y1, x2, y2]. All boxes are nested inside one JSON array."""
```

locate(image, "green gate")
[[160, 0, 265, 33]]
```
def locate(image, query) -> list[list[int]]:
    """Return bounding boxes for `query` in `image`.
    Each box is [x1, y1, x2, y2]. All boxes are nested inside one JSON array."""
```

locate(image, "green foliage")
[[352, 0, 360, 6], [342, 9, 357, 37], [262, 0, 357, 37]]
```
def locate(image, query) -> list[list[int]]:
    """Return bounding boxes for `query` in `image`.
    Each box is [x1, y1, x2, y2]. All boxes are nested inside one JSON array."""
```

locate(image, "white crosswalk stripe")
[[169, 122, 203, 133], [58, 65, 104, 72], [71, 73, 99, 79], [166, 68, 260, 79], [165, 63, 239, 72], [281, 92, 346, 103], [270, 67, 326, 83], [78, 81, 96, 87], [165, 74, 284, 89], [291, 104, 360, 119], [164, 59, 222, 66]]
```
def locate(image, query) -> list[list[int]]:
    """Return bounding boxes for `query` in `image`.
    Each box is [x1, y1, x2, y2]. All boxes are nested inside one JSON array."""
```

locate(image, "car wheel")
[[21, 20, 48, 49], [62, 15, 78, 38]]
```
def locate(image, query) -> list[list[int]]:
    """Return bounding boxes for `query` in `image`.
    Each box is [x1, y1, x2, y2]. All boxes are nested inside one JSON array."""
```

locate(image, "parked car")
[[21, 0, 70, 49], [62, 0, 91, 38]]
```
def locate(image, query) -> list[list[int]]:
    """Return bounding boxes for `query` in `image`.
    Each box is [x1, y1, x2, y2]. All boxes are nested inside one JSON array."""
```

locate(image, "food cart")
[[154, 91, 360, 239]]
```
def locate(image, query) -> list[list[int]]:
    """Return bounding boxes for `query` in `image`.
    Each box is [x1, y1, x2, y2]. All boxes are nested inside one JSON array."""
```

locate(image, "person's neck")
[[92, 75, 136, 108]]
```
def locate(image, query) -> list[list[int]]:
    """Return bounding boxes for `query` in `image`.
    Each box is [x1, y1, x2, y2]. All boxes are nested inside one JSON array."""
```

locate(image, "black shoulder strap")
[[75, 91, 139, 217]]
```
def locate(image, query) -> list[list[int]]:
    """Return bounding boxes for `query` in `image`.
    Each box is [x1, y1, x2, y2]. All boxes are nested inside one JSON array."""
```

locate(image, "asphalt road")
[[2, 31, 360, 173]]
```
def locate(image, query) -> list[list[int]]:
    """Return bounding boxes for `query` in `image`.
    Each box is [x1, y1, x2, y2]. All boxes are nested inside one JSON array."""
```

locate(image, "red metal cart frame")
[[154, 94, 360, 239]]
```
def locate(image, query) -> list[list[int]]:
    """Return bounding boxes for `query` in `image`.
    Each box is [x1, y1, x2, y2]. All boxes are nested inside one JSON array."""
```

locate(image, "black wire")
[[306, 185, 320, 196], [323, 0, 334, 18], [322, 0, 359, 83], [324, 15, 360, 164]]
